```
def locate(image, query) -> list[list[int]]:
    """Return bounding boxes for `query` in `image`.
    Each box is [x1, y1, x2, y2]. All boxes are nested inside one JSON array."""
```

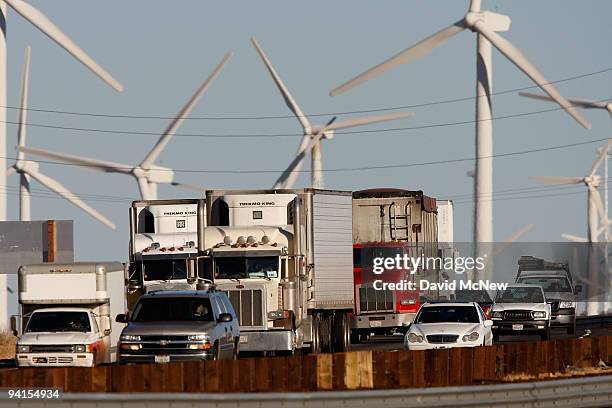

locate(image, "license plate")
[[370, 321, 382, 328], [239, 335, 248, 344], [512, 324, 523, 331], [154, 355, 170, 364]]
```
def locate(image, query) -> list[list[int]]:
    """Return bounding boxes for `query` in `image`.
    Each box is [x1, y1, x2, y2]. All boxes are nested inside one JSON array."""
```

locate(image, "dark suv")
[[116, 290, 240, 363]]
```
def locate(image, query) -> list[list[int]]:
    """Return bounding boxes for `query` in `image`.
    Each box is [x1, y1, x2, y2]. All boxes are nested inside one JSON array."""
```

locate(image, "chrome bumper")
[[238, 330, 295, 352], [351, 312, 416, 330]]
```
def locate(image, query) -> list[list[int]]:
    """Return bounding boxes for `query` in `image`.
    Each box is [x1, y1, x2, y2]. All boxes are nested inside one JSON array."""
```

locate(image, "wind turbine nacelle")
[[16, 160, 40, 174], [466, 11, 511, 32], [146, 165, 175, 184]]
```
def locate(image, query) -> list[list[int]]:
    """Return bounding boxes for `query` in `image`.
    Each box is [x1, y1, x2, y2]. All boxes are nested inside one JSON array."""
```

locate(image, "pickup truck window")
[[496, 287, 544, 303], [131, 297, 214, 322], [214, 256, 278, 279], [26, 311, 91, 333], [142, 259, 187, 281], [516, 277, 572, 293], [415, 306, 479, 324]]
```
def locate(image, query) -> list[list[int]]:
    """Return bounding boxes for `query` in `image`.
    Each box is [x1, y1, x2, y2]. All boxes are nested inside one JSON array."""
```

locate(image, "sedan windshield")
[[131, 297, 214, 322], [214, 256, 278, 279], [415, 306, 480, 324], [26, 311, 91, 333], [495, 287, 544, 303]]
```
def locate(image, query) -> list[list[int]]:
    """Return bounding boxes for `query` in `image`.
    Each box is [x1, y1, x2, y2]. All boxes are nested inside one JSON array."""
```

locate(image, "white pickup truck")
[[12, 262, 126, 367]]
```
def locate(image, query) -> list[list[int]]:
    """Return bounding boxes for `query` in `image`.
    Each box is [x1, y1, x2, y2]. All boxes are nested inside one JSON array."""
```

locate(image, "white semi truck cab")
[[128, 199, 207, 304], [203, 189, 354, 354], [13, 262, 126, 367]]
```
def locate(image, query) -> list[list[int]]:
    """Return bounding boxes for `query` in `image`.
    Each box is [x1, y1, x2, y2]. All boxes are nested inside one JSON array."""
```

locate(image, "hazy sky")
[[4, 0, 611, 266]]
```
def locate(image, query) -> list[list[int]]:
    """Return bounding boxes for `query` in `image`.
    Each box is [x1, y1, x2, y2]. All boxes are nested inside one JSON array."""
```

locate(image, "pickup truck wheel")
[[541, 326, 551, 341], [568, 320, 576, 336]]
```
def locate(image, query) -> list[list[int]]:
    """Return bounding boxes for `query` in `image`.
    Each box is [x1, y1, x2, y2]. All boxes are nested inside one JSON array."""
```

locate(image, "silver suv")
[[116, 289, 240, 363]]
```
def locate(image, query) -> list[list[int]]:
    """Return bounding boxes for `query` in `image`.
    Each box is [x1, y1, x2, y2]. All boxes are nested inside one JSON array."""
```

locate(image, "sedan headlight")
[[559, 301, 575, 309], [73, 345, 87, 353], [120, 334, 141, 341], [532, 311, 547, 319], [462, 332, 480, 342], [407, 333, 424, 343], [187, 334, 210, 342], [17, 345, 30, 353], [491, 311, 503, 319]]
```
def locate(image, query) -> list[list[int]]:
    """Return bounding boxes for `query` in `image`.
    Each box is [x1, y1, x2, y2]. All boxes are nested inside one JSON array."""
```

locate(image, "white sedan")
[[404, 302, 493, 350]]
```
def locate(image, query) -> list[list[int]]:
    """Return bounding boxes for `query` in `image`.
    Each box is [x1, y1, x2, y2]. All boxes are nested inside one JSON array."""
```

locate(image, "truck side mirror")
[[115, 314, 128, 323], [187, 259, 197, 284], [575, 284, 582, 294], [104, 329, 111, 336], [10, 316, 18, 336], [217, 313, 232, 323]]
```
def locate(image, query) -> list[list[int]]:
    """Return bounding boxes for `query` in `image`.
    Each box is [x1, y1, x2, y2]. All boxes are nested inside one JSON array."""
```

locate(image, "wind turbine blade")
[[563, 233, 588, 243], [170, 181, 207, 193], [519, 92, 609, 110], [473, 22, 590, 129], [6, 167, 16, 177], [140, 52, 232, 169], [588, 139, 612, 176], [590, 188, 610, 237], [24, 168, 116, 229], [17, 146, 132, 174], [529, 176, 583, 185], [137, 177, 153, 200], [17, 46, 31, 162], [503, 224, 534, 243], [5, 0, 123, 92], [325, 112, 414, 131], [330, 20, 466, 97], [273, 135, 321, 189], [251, 37, 311, 131]]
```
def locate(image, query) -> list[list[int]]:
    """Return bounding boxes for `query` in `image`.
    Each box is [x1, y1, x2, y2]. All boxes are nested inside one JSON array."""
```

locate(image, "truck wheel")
[[319, 313, 332, 353], [310, 314, 321, 354], [332, 312, 351, 352], [568, 320, 576, 336]]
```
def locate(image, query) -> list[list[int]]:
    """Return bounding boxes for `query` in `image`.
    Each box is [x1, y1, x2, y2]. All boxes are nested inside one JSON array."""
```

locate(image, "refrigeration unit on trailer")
[[202, 189, 354, 353], [13, 262, 126, 367], [127, 199, 207, 304], [351, 189, 439, 338]]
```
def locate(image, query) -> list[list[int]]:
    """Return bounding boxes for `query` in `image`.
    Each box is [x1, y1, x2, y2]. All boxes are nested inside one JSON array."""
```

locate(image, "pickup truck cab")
[[491, 284, 552, 341], [116, 289, 239, 363], [16, 307, 107, 367]]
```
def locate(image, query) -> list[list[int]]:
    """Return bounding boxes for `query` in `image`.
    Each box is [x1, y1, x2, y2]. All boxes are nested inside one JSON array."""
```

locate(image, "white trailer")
[[13, 262, 126, 367], [202, 189, 354, 353]]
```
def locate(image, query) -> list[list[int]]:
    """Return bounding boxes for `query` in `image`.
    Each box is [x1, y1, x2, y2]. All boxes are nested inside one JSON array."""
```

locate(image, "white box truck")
[[202, 189, 354, 353], [13, 262, 126, 367]]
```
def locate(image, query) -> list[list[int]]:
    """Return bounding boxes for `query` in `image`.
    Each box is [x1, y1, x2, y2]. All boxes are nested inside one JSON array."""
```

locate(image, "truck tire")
[[319, 313, 332, 353], [568, 319, 576, 336], [332, 312, 351, 352], [310, 313, 321, 354], [541, 326, 551, 341]]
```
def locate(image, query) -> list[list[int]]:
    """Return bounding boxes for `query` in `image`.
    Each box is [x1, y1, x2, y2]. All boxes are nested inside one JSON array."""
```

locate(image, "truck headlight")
[[73, 345, 87, 353], [120, 334, 141, 341], [407, 333, 424, 343], [491, 311, 503, 319], [267, 310, 286, 320], [559, 301, 575, 309], [532, 311, 547, 319], [400, 299, 417, 306], [462, 332, 479, 342], [188, 334, 210, 342], [17, 345, 30, 353]]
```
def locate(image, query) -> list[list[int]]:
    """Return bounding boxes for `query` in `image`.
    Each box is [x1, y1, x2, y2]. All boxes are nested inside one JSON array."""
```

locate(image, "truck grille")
[[225, 289, 264, 327], [30, 345, 74, 353], [358, 286, 395, 313], [139, 335, 189, 342], [426, 335, 458, 344], [504, 310, 533, 320]]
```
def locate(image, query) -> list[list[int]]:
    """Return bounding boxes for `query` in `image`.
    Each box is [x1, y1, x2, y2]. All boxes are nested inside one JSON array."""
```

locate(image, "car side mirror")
[[115, 313, 128, 323], [218, 313, 233, 323], [483, 320, 493, 328], [10, 316, 18, 336], [574, 284, 582, 294]]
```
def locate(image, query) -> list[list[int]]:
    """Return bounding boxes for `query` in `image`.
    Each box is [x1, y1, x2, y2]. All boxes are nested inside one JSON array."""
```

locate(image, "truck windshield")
[[131, 297, 214, 322], [415, 306, 479, 324], [496, 287, 544, 303], [26, 311, 91, 333], [516, 277, 572, 293], [354, 247, 404, 269], [142, 259, 187, 281], [214, 256, 278, 279]]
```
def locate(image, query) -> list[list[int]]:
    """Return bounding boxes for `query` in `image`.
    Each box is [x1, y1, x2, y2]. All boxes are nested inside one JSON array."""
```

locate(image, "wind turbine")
[[329, 0, 590, 255], [530, 140, 612, 243], [250, 38, 414, 189], [0, 0, 123, 222], [7, 47, 115, 229], [18, 52, 232, 200]]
